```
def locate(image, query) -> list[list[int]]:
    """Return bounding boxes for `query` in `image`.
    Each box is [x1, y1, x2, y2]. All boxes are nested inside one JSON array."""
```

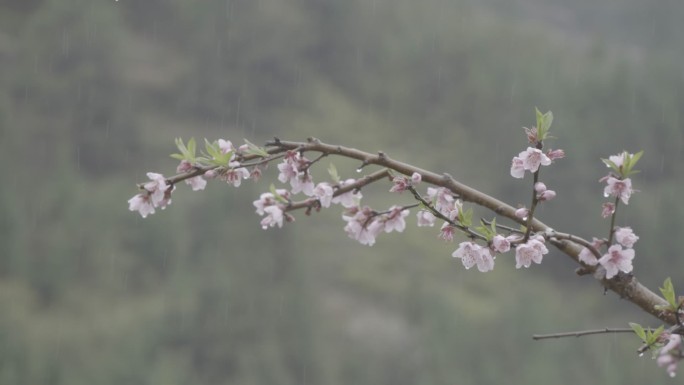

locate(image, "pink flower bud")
[[537, 190, 556, 201], [534, 182, 547, 193], [546, 149, 565, 160], [411, 172, 422, 184], [515, 207, 529, 220]]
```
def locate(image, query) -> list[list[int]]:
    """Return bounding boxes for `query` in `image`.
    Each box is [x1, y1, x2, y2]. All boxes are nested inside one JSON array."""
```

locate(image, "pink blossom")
[[218, 139, 235, 154], [601, 202, 615, 218], [518, 147, 552, 173], [578, 238, 603, 266], [524, 127, 538, 144], [313, 182, 334, 208], [260, 205, 284, 229], [342, 207, 383, 246], [383, 206, 409, 233], [222, 167, 250, 187], [143, 172, 169, 206], [657, 334, 682, 377], [534, 182, 547, 193], [491, 235, 511, 253], [185, 176, 207, 191], [411, 172, 422, 184], [416, 210, 436, 227], [603, 177, 633, 204], [439, 223, 455, 242], [332, 179, 363, 208], [614, 227, 639, 248], [426, 187, 454, 215], [607, 152, 627, 169], [546, 149, 565, 161], [598, 245, 634, 279], [291, 173, 315, 196], [510, 157, 525, 179], [128, 194, 156, 218], [157, 185, 175, 210], [452, 242, 495, 272], [389, 176, 410, 193], [277, 161, 299, 184], [253, 190, 289, 215], [250, 166, 262, 181], [515, 238, 548, 268]]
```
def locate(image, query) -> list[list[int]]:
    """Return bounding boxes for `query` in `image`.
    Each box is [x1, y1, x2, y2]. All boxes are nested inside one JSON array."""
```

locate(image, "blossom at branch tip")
[[598, 244, 634, 279], [657, 334, 682, 378], [603, 176, 633, 204], [128, 172, 172, 218], [607, 152, 629, 169], [578, 237, 604, 266], [614, 227, 639, 248], [144, 172, 169, 206], [416, 210, 436, 227], [452, 241, 495, 272], [383, 206, 409, 233], [313, 182, 334, 208], [411, 172, 422, 184], [260, 205, 284, 229], [176, 159, 193, 173], [511, 147, 552, 178], [601, 202, 615, 218], [332, 179, 363, 208], [515, 237, 548, 268]]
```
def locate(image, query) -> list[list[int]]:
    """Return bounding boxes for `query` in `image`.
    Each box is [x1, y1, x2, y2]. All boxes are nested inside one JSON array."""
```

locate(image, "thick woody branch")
[[264, 138, 674, 325]]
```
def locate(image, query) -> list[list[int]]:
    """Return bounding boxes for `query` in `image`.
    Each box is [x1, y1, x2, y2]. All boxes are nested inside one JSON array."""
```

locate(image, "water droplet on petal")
[[603, 192, 610, 198]]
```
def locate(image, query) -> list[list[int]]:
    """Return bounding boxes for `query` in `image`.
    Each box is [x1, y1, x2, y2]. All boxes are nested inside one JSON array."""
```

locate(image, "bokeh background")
[[1, 0, 683, 384]]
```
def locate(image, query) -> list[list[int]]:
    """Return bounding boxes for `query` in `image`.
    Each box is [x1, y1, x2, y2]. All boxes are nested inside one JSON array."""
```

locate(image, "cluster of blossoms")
[[576, 151, 641, 279], [127, 172, 173, 218]]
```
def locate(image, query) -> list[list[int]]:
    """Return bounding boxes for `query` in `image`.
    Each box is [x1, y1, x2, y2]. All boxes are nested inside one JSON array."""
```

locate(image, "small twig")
[[481, 218, 524, 235], [533, 328, 635, 340], [406, 186, 486, 241]]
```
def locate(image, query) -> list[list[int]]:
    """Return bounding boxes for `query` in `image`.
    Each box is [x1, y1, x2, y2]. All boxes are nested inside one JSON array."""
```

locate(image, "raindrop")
[[670, 372, 676, 378], [603, 192, 609, 198], [356, 167, 363, 173], [638, 352, 644, 357]]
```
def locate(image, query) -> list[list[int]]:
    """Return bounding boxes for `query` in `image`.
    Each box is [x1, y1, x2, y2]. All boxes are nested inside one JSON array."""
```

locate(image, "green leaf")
[[187, 137, 196, 157], [534, 108, 553, 141], [170, 153, 185, 160], [660, 277, 677, 309], [629, 322, 646, 341], [650, 325, 665, 343], [243, 139, 269, 157], [328, 163, 340, 184]]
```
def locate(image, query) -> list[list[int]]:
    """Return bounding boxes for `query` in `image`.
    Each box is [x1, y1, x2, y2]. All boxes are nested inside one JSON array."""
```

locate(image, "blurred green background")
[[1, 0, 683, 384]]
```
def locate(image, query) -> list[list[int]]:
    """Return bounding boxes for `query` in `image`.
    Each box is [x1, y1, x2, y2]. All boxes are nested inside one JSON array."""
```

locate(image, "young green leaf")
[[328, 163, 341, 184], [629, 322, 647, 342], [660, 277, 677, 309]]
